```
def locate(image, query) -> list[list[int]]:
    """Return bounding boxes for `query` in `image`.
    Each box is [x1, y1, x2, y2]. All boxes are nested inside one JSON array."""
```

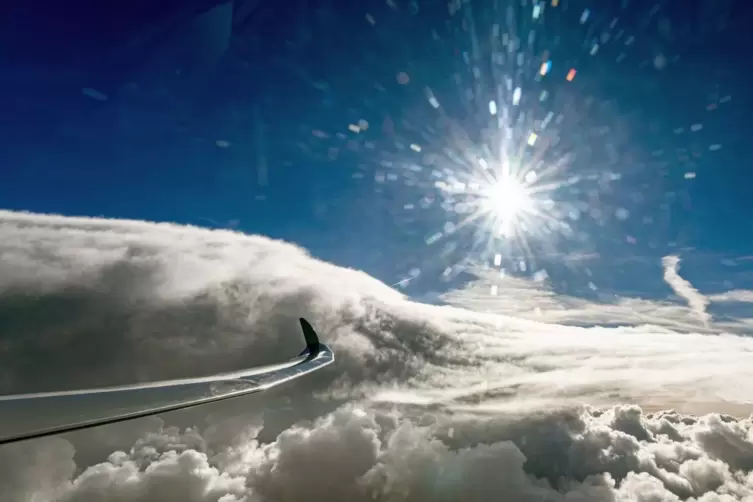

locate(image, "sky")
[[2, 0, 752, 297], [3, 0, 753, 501]]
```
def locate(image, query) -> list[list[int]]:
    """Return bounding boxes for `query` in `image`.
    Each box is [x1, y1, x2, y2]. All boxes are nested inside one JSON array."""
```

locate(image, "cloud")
[[662, 256, 711, 327], [0, 437, 76, 502], [0, 210, 407, 394], [441, 264, 753, 337], [440, 267, 717, 334], [2, 210, 753, 501], [54, 405, 753, 502], [709, 290, 753, 304]]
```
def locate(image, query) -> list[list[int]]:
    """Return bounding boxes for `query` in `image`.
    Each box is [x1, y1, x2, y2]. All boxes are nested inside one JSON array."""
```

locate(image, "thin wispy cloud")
[[441, 267, 721, 334], [662, 255, 712, 327]]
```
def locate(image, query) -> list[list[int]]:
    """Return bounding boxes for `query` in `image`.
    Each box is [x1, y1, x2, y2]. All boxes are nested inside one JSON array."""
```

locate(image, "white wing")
[[0, 318, 334, 445]]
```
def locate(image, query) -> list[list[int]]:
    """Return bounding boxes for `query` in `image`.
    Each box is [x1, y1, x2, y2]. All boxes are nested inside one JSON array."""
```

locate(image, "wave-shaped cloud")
[[2, 210, 753, 501]]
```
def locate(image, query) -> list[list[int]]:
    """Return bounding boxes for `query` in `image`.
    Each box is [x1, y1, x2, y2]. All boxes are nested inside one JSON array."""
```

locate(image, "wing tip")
[[299, 317, 321, 355]]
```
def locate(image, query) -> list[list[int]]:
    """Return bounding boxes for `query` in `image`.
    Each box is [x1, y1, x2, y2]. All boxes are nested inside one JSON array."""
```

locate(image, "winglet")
[[299, 317, 321, 357]]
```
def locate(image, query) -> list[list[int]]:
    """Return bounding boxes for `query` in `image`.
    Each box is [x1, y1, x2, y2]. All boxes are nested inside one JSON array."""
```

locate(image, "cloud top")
[[2, 210, 753, 501]]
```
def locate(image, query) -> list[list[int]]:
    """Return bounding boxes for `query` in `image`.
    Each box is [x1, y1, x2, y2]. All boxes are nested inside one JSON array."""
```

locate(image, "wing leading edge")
[[0, 318, 334, 446]]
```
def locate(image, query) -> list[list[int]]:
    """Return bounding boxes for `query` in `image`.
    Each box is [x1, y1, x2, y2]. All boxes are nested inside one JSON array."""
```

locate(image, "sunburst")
[[479, 169, 536, 238]]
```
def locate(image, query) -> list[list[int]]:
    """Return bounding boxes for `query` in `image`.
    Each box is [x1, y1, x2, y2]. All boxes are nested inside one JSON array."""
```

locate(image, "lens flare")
[[299, 0, 641, 288]]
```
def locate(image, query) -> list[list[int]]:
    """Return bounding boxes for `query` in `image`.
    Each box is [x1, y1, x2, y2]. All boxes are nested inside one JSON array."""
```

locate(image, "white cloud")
[[441, 268, 719, 334], [662, 256, 711, 327], [709, 290, 753, 305], [55, 405, 753, 502], [2, 210, 753, 501]]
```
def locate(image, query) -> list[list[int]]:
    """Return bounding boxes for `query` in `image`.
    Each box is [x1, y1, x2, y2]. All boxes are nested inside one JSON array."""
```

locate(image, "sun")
[[483, 177, 531, 221], [430, 153, 569, 268], [480, 175, 535, 237]]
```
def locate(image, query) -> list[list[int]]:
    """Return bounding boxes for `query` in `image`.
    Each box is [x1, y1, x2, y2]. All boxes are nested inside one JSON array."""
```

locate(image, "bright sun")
[[481, 176, 534, 236]]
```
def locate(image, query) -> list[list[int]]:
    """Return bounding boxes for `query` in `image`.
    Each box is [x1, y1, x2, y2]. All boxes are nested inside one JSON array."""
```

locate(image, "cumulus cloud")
[[2, 210, 753, 502], [51, 405, 753, 502]]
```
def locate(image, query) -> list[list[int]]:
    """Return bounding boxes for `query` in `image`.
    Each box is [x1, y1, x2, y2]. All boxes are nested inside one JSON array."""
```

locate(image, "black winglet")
[[299, 317, 321, 357]]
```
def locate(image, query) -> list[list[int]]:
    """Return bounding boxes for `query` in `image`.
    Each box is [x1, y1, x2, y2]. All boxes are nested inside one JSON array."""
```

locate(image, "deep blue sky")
[[1, 0, 752, 300]]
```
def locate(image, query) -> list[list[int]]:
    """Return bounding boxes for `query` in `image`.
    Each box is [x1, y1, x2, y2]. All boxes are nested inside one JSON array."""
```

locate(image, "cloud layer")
[[14, 404, 753, 502], [2, 210, 753, 502]]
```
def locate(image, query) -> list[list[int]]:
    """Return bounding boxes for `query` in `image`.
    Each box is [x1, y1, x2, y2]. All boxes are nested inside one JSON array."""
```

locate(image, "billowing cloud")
[[2, 210, 753, 501], [52, 405, 753, 502]]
